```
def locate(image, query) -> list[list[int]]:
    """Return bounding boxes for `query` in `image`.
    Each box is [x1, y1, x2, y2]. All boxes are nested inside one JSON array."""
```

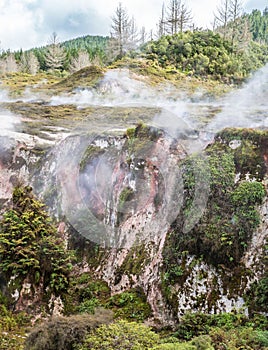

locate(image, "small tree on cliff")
[[0, 186, 72, 295]]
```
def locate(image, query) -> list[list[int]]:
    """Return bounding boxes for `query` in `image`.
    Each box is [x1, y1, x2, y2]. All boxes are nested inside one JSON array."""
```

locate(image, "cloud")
[[0, 0, 39, 50], [0, 0, 266, 51]]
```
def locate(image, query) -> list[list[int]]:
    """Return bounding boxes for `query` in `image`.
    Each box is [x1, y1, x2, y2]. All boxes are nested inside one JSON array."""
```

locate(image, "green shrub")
[[143, 31, 268, 81], [75, 298, 101, 314], [191, 335, 214, 350], [209, 326, 268, 350], [78, 319, 160, 350], [151, 343, 196, 350], [0, 186, 73, 296]]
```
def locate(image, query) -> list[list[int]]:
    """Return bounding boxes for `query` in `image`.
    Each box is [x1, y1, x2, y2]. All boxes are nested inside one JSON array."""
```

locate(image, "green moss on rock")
[[106, 288, 152, 322]]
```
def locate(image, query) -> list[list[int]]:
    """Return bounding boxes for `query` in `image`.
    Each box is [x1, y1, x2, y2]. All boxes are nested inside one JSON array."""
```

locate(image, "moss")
[[53, 65, 104, 92], [79, 145, 104, 171], [109, 58, 230, 97], [215, 128, 268, 180], [42, 183, 58, 208], [3, 101, 160, 142], [0, 72, 61, 97], [161, 128, 267, 311], [106, 288, 152, 322], [114, 244, 150, 282], [116, 187, 135, 226], [125, 122, 163, 159], [166, 132, 265, 267], [68, 226, 108, 268], [64, 273, 110, 315], [245, 261, 268, 315]]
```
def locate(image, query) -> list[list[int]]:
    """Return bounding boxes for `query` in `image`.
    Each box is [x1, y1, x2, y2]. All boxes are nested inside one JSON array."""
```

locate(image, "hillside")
[[0, 10, 268, 348], [0, 56, 268, 349]]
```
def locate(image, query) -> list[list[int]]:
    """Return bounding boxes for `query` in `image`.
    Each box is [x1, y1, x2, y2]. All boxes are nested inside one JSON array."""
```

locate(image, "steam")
[[207, 64, 268, 132], [0, 110, 21, 137], [2, 64, 268, 247], [49, 69, 215, 149], [0, 89, 10, 102]]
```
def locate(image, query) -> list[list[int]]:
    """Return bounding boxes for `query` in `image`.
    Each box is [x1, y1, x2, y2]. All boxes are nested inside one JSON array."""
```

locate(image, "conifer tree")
[[45, 32, 66, 71], [0, 186, 72, 294]]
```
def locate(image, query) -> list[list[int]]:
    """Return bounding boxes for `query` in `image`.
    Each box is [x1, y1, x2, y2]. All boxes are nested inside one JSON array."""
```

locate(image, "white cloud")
[[0, 0, 39, 50], [0, 0, 266, 51]]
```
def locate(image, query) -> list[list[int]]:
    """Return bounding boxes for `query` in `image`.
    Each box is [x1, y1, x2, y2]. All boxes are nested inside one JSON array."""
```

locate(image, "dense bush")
[[144, 31, 268, 81], [78, 319, 160, 350], [24, 309, 113, 350]]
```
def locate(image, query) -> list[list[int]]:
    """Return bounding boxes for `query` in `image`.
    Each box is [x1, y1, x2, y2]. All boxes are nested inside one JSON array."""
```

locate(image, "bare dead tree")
[[69, 50, 91, 72], [110, 2, 131, 58], [166, 0, 192, 34], [20, 52, 40, 75], [214, 0, 231, 39], [230, 0, 244, 47], [157, 3, 167, 38]]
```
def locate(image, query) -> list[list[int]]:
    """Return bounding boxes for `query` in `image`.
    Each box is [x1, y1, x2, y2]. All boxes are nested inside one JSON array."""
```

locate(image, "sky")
[[0, 0, 267, 51]]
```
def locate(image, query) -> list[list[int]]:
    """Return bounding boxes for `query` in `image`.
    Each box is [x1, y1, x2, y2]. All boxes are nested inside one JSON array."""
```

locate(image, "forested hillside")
[[0, 3, 268, 82], [247, 7, 268, 44]]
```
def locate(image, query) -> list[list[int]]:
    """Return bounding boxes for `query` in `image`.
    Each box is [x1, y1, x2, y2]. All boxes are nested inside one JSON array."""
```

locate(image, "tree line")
[[0, 0, 267, 77]]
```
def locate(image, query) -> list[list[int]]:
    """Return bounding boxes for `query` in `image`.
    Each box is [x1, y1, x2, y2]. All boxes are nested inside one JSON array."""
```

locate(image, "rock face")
[[0, 100, 267, 324]]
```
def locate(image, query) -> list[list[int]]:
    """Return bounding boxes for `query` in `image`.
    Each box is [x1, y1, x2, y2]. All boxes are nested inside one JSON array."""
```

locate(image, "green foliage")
[[209, 326, 268, 350], [246, 275, 268, 313], [78, 319, 160, 350], [114, 244, 150, 279], [174, 313, 213, 341], [79, 144, 104, 171], [144, 30, 268, 81], [0, 305, 30, 350], [151, 344, 196, 350], [247, 8, 268, 44], [0, 186, 73, 296], [216, 128, 268, 180], [172, 311, 268, 349], [163, 128, 266, 285], [232, 180, 265, 206], [65, 273, 110, 315], [191, 335, 214, 350], [25, 310, 113, 350], [75, 298, 101, 314], [163, 265, 184, 284], [161, 130, 267, 313], [106, 289, 152, 321]]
